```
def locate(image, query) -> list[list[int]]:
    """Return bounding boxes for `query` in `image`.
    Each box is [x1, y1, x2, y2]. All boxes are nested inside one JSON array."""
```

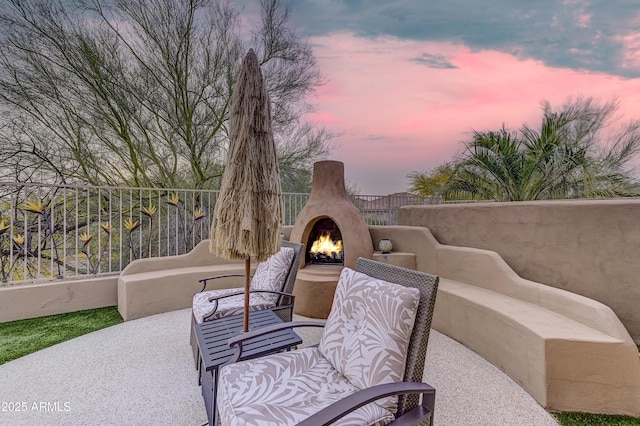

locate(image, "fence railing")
[[350, 193, 443, 225], [0, 182, 439, 285]]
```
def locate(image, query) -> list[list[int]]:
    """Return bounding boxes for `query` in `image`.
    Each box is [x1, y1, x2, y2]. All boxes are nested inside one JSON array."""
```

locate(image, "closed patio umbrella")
[[210, 48, 283, 333]]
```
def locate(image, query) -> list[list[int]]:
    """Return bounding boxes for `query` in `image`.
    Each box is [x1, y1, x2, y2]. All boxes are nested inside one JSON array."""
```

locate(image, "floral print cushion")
[[318, 267, 420, 413], [192, 288, 274, 324], [192, 247, 294, 324], [217, 347, 395, 425], [250, 246, 294, 303]]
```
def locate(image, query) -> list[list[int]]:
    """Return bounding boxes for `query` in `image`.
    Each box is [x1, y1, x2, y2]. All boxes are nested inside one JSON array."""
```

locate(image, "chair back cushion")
[[250, 247, 295, 302], [318, 267, 420, 413]]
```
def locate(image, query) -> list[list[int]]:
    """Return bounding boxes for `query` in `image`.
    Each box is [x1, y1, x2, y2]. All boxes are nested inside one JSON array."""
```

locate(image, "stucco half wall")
[[0, 276, 118, 323], [399, 199, 640, 343], [368, 225, 640, 416], [117, 240, 247, 321]]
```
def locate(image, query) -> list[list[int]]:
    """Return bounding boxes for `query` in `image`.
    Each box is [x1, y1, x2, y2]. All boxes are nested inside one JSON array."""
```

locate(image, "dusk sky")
[[247, 1, 640, 194]]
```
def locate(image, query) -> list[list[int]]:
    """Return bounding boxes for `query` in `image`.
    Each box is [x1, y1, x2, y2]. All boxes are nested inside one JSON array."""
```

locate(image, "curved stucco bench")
[[117, 240, 248, 321], [369, 226, 640, 417]]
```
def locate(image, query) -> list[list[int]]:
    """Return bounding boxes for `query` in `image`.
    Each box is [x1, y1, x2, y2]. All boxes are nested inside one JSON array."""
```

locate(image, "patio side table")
[[195, 309, 302, 426]]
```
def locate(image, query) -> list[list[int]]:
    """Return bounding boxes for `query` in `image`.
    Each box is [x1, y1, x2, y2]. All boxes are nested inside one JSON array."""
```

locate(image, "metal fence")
[[0, 182, 439, 285], [350, 193, 443, 225]]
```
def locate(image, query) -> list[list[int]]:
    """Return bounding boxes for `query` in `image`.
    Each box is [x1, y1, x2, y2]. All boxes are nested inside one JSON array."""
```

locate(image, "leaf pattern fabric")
[[250, 247, 294, 303], [192, 247, 294, 324], [217, 347, 394, 425], [318, 267, 420, 413], [216, 266, 421, 425], [192, 289, 274, 324]]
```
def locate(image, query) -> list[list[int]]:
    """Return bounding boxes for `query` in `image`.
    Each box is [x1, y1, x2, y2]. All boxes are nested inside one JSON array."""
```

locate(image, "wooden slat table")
[[195, 309, 302, 426]]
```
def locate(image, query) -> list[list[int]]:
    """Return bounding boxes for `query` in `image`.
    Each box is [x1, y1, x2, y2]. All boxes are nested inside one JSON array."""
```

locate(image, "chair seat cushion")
[[319, 267, 420, 413], [192, 288, 275, 324], [217, 347, 395, 425]]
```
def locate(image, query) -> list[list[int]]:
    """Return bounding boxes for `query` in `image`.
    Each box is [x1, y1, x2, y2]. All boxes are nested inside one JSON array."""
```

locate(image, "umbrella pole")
[[244, 258, 250, 333]]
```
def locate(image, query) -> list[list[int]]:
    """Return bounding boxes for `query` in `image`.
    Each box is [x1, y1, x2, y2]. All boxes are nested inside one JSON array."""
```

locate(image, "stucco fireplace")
[[289, 160, 373, 318]]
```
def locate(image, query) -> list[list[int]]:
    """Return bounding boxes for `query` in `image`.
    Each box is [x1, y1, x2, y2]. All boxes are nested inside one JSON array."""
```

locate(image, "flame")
[[310, 232, 343, 256]]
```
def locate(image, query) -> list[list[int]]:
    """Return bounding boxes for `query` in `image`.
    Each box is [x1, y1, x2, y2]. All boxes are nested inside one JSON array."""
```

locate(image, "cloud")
[[410, 53, 457, 69], [303, 32, 640, 193], [365, 135, 388, 141], [283, 0, 640, 78], [234, 1, 640, 194]]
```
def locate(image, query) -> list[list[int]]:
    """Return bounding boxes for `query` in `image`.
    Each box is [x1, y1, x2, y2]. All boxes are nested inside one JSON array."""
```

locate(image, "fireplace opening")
[[307, 218, 344, 265]]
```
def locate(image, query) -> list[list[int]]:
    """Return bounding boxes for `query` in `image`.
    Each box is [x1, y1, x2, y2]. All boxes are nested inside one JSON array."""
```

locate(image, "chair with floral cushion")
[[190, 240, 304, 364], [216, 257, 439, 426]]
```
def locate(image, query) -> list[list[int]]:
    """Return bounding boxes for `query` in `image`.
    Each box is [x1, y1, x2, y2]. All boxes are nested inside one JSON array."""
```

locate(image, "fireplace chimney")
[[290, 161, 373, 269]]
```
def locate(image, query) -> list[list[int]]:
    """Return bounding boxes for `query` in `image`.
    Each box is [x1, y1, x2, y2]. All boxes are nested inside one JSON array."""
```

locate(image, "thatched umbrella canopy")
[[210, 48, 283, 332]]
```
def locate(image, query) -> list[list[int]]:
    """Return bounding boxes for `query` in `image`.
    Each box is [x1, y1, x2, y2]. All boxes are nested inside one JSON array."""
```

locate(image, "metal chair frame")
[[225, 257, 439, 425], [189, 241, 304, 365]]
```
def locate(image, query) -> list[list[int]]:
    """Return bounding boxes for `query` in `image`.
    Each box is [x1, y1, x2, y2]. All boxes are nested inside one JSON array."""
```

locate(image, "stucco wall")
[[399, 199, 640, 342], [0, 276, 118, 322], [370, 225, 640, 416]]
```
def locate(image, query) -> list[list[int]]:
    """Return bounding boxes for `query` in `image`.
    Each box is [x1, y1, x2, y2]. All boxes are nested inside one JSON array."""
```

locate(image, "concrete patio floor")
[[0, 308, 558, 425]]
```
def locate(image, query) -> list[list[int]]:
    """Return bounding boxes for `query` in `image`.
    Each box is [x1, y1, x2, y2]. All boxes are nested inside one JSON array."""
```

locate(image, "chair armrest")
[[207, 289, 294, 303], [245, 290, 296, 308], [227, 321, 325, 361], [197, 274, 246, 292], [202, 290, 296, 322], [295, 382, 436, 426]]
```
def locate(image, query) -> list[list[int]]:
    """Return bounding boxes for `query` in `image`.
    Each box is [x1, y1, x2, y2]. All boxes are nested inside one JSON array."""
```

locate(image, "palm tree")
[[408, 162, 455, 197], [442, 97, 640, 201]]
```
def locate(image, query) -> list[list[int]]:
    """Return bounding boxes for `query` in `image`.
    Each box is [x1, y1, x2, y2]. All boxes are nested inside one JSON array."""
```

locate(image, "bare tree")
[[0, 0, 330, 189]]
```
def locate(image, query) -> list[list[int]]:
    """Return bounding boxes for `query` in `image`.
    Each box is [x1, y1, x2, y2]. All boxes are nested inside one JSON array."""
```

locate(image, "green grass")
[[553, 412, 640, 425], [0, 307, 123, 364]]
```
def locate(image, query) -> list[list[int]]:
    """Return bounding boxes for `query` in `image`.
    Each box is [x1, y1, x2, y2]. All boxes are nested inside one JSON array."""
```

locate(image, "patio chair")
[[190, 240, 304, 364], [217, 257, 439, 425]]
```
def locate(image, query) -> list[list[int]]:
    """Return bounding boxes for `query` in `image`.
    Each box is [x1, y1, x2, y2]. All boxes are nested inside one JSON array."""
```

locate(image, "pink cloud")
[[616, 33, 640, 70], [304, 33, 640, 194]]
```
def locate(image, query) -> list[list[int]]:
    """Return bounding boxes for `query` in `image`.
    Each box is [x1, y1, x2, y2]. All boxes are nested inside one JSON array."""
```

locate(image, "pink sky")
[[305, 33, 640, 195]]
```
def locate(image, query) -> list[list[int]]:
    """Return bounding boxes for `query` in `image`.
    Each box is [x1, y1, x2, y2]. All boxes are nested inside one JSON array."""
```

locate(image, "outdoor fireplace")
[[289, 160, 374, 318]]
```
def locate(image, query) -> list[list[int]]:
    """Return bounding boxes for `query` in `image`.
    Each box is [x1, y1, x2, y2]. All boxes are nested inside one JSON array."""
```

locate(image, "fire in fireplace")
[[307, 218, 344, 265]]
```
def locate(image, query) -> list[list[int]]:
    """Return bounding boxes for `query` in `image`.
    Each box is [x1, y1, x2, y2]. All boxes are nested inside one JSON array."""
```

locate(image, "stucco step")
[[437, 277, 619, 342], [433, 276, 640, 415], [119, 264, 247, 282]]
